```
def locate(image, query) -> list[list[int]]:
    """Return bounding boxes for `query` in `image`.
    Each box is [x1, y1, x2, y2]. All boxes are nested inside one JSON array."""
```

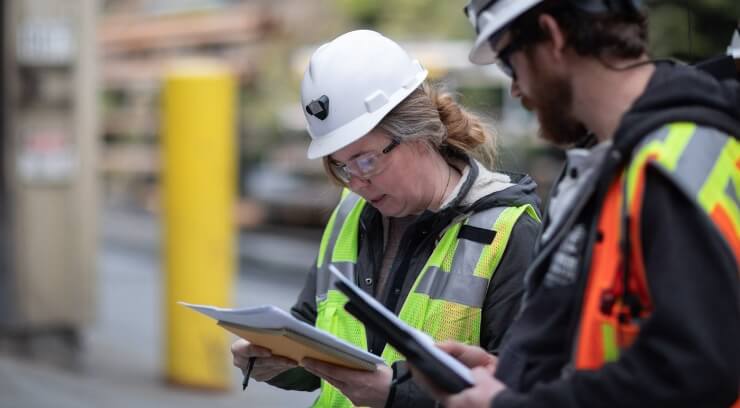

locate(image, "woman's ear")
[[409, 139, 436, 157], [404, 138, 422, 154]]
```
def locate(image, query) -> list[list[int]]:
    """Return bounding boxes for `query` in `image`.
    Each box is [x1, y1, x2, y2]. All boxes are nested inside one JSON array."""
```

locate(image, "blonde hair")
[[322, 82, 498, 184]]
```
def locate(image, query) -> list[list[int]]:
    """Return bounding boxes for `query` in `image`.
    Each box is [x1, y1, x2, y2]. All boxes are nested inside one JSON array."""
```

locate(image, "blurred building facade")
[[1, 0, 98, 349], [97, 0, 343, 226], [96, 0, 544, 228]]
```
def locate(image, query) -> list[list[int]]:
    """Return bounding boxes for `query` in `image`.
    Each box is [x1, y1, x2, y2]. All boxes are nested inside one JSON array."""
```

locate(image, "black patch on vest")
[[458, 225, 496, 244]]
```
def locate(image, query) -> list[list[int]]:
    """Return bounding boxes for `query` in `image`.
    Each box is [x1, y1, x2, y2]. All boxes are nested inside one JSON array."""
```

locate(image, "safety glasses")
[[491, 34, 524, 79], [329, 139, 400, 184]]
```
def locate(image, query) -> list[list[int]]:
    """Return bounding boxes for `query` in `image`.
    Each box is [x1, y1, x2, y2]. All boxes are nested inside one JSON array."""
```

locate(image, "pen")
[[242, 357, 256, 391]]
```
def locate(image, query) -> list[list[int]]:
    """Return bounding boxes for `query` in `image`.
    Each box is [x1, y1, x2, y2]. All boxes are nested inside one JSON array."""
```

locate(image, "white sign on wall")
[[16, 128, 77, 184], [16, 18, 75, 65]]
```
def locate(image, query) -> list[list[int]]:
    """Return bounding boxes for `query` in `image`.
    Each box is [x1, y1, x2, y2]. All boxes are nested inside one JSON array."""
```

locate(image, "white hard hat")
[[301, 30, 428, 159], [465, 0, 543, 65], [465, 0, 644, 65], [728, 28, 740, 58]]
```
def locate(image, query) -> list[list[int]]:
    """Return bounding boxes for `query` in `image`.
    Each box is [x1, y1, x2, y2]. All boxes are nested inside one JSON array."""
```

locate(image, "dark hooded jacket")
[[268, 157, 542, 407], [493, 63, 740, 407]]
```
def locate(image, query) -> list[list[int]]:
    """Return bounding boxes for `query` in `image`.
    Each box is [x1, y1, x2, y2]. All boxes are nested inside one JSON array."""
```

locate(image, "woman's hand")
[[303, 358, 393, 408], [230, 338, 298, 382]]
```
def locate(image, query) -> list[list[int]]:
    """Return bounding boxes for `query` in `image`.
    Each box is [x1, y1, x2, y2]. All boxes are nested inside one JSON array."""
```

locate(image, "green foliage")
[[647, 0, 739, 61], [335, 0, 738, 60], [333, 0, 472, 39]]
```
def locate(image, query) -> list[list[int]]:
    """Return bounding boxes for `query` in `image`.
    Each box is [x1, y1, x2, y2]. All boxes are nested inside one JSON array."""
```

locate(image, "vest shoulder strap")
[[315, 190, 365, 299], [453, 204, 540, 281], [627, 122, 740, 268]]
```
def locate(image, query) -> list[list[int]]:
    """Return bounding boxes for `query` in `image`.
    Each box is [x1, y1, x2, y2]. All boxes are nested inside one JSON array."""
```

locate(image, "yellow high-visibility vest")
[[312, 189, 540, 408]]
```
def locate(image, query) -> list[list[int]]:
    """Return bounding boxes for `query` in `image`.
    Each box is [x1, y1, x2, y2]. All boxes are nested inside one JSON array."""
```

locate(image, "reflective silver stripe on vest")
[[414, 266, 489, 308], [449, 232, 485, 278], [322, 261, 356, 296], [672, 126, 727, 197], [449, 207, 508, 276], [316, 193, 362, 300], [645, 124, 671, 144], [414, 206, 508, 307]]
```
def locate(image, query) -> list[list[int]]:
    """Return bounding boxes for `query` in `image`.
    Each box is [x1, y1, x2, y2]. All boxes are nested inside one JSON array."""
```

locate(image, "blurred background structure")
[[0, 0, 737, 407]]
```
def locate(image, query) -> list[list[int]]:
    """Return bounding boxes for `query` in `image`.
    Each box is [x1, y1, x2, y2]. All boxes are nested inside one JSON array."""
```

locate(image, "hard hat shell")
[[467, 0, 645, 65], [728, 28, 740, 58], [301, 30, 428, 159], [467, 0, 543, 65]]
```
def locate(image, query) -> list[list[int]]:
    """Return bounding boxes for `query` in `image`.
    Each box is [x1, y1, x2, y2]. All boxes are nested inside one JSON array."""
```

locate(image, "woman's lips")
[[370, 195, 387, 205]]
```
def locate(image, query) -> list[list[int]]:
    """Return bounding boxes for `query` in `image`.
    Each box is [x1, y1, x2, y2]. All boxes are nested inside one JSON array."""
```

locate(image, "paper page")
[[328, 265, 475, 384], [178, 302, 292, 330], [179, 301, 385, 366]]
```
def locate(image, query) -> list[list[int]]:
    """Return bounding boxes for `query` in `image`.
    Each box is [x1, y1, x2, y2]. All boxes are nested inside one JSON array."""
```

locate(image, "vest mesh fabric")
[[312, 191, 538, 407]]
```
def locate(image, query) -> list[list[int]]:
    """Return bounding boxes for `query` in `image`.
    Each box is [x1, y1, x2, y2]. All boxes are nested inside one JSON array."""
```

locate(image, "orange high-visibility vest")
[[573, 123, 740, 406]]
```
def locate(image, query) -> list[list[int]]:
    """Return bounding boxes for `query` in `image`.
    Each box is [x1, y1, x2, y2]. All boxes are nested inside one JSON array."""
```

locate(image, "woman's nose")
[[347, 175, 370, 191]]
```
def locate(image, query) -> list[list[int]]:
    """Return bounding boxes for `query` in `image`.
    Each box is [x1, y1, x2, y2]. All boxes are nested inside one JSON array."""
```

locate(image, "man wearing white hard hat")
[[231, 30, 542, 407], [409, 1, 740, 407]]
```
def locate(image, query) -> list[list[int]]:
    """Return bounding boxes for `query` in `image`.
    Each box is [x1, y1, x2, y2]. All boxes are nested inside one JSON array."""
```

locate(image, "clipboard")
[[180, 302, 384, 371], [328, 265, 474, 394]]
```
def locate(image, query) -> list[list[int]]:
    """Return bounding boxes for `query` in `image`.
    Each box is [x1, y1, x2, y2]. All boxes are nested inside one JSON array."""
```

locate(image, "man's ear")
[[538, 14, 568, 62]]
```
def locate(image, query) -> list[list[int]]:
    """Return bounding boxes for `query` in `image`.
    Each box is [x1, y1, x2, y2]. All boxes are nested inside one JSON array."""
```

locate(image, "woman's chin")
[[373, 198, 404, 218]]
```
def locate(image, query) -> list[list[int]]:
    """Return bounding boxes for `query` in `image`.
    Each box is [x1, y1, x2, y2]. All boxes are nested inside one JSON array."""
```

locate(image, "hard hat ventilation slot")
[[364, 91, 389, 113]]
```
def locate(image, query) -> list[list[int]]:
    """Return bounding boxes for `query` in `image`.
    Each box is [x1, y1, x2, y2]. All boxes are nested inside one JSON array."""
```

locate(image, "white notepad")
[[180, 302, 385, 371]]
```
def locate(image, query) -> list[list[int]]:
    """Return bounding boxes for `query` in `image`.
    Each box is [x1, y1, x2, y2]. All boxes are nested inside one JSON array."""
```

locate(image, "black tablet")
[[329, 265, 474, 394]]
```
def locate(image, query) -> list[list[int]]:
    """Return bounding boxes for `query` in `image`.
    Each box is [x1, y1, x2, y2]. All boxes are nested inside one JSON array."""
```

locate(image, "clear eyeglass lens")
[[352, 155, 378, 176], [332, 140, 398, 184], [332, 164, 351, 183]]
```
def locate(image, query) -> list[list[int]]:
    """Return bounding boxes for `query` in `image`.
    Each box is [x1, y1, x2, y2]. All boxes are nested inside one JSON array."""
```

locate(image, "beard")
[[526, 61, 589, 147]]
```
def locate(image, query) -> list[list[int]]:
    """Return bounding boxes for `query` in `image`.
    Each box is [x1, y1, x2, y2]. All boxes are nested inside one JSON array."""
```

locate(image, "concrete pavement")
[[0, 209, 320, 407]]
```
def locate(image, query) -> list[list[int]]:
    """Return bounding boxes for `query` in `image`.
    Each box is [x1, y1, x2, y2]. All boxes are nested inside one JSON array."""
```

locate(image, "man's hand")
[[437, 341, 498, 370], [441, 367, 506, 408], [409, 341, 506, 408], [303, 358, 393, 408]]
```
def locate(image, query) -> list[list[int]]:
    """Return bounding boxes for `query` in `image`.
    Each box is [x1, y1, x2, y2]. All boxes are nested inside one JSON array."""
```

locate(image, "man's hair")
[[509, 0, 649, 61]]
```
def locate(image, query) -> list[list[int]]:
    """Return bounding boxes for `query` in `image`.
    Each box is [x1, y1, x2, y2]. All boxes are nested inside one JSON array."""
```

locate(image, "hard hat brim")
[[306, 108, 384, 159], [306, 69, 428, 159], [468, 0, 543, 65]]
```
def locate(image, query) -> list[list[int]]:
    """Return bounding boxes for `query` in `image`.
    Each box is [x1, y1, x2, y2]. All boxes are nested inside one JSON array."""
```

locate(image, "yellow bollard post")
[[162, 60, 236, 390]]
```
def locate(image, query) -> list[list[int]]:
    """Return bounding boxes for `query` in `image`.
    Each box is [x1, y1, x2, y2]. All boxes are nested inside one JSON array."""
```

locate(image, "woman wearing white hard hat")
[[232, 30, 541, 407]]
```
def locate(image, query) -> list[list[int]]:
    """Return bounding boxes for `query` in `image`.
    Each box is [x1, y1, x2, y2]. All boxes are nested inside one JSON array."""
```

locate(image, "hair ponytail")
[[425, 83, 498, 169], [375, 81, 498, 169]]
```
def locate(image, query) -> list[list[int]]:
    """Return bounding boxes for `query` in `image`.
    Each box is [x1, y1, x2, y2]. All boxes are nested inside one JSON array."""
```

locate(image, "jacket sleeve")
[[265, 260, 322, 391], [491, 165, 740, 408], [385, 214, 539, 408]]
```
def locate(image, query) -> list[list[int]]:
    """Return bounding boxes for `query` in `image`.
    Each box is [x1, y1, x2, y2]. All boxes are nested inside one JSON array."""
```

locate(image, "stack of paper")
[[179, 302, 384, 371]]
